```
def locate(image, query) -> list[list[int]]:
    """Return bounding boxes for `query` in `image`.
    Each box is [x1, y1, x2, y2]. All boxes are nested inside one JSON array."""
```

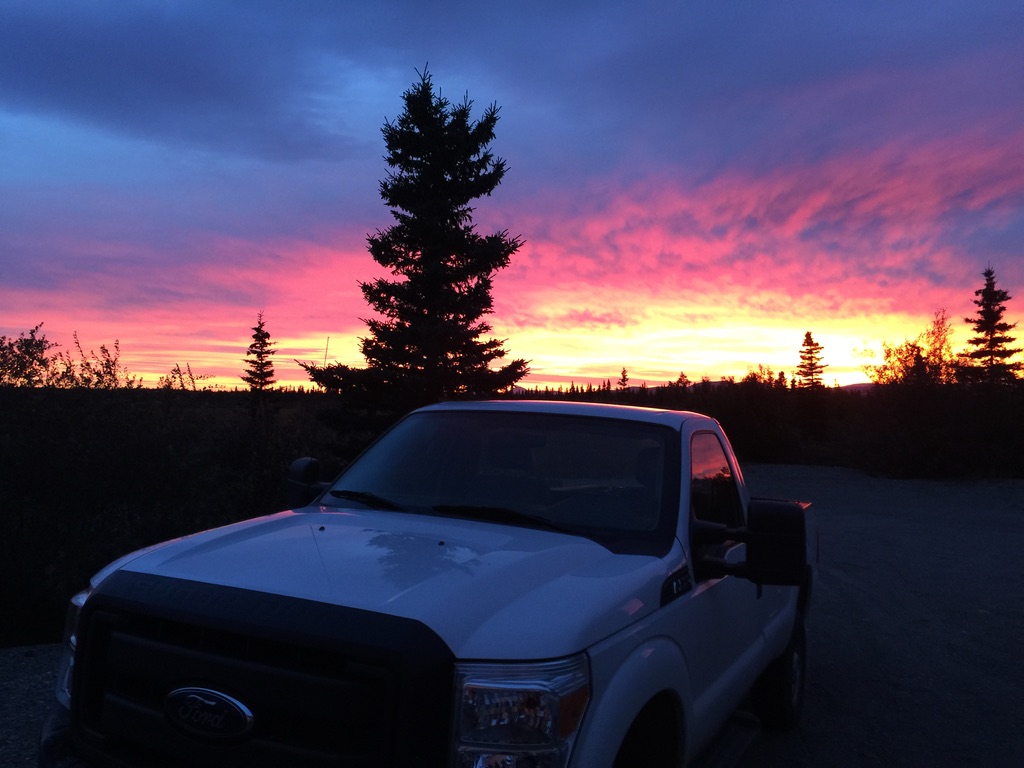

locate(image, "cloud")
[[0, 2, 381, 162], [500, 125, 1024, 303]]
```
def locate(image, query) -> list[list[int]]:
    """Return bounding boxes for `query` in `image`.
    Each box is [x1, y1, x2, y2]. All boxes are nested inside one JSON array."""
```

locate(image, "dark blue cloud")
[[3, 0, 1018, 174], [0, 1, 370, 161]]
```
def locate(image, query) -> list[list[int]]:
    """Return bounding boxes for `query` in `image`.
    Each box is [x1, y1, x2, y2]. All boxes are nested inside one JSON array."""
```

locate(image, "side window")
[[690, 432, 743, 529]]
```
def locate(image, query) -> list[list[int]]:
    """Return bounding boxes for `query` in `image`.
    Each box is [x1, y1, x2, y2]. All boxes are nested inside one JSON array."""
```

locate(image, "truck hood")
[[119, 507, 675, 659]]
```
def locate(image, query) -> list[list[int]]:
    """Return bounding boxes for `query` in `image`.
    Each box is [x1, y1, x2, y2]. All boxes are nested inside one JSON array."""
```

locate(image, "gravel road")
[[3, 465, 1022, 767], [1, 643, 59, 766], [738, 464, 1024, 768]]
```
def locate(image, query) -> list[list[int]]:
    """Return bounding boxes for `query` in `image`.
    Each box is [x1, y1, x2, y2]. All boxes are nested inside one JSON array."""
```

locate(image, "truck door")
[[679, 430, 770, 734]]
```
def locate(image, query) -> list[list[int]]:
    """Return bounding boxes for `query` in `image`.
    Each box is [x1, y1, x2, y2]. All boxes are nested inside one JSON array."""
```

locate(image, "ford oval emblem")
[[164, 687, 254, 741]]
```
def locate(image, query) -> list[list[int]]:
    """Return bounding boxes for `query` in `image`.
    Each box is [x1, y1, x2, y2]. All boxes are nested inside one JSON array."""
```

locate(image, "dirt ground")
[[0, 643, 59, 766], [738, 464, 1024, 768], [3, 465, 1022, 767]]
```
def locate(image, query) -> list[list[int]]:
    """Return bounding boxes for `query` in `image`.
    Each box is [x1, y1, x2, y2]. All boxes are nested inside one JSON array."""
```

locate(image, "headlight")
[[53, 543, 167, 709], [453, 654, 590, 768], [55, 589, 88, 709]]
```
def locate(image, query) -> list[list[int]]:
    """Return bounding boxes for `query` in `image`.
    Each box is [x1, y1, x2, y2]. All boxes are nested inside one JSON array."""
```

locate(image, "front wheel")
[[613, 693, 682, 768], [751, 614, 806, 730]]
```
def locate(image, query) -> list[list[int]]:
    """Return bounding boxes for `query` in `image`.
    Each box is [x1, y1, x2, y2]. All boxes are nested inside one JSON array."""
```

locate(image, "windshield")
[[323, 410, 681, 555]]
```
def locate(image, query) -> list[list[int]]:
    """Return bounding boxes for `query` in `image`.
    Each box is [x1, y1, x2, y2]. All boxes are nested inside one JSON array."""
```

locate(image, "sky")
[[1, 0, 1022, 390]]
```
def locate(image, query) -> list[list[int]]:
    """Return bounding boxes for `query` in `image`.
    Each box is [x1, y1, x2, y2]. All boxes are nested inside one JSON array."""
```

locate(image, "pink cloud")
[[501, 127, 1022, 316]]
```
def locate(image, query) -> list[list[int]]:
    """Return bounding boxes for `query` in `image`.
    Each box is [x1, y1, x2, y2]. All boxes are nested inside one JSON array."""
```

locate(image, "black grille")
[[72, 572, 454, 767]]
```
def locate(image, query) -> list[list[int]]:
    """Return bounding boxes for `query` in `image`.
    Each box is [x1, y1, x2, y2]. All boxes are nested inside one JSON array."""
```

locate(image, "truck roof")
[[418, 399, 713, 429]]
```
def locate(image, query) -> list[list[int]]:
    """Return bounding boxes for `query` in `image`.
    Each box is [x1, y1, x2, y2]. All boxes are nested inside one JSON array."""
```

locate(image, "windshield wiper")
[[327, 489, 404, 511], [431, 505, 574, 534]]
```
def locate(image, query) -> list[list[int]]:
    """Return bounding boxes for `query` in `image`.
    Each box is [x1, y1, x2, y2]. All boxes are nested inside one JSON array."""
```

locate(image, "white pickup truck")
[[41, 400, 816, 768]]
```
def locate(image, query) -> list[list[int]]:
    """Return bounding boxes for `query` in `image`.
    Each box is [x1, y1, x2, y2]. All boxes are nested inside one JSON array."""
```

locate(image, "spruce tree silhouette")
[[303, 69, 527, 406], [963, 266, 1021, 383], [241, 311, 276, 391], [795, 332, 827, 388]]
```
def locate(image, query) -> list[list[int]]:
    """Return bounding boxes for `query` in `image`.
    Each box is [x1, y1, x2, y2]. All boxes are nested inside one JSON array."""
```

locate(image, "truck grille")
[[72, 571, 454, 767]]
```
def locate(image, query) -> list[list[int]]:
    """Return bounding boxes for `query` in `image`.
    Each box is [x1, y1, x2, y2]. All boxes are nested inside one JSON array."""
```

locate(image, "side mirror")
[[285, 457, 330, 508], [690, 499, 812, 586], [743, 498, 811, 586]]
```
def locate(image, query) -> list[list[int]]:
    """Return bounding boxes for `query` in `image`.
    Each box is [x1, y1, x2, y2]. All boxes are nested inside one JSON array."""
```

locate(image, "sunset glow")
[[2, 2, 1021, 392]]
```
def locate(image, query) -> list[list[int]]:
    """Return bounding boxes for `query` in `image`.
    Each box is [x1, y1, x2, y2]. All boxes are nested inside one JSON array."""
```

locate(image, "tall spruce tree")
[[241, 311, 276, 391], [963, 266, 1021, 383], [305, 69, 527, 404], [795, 331, 827, 388]]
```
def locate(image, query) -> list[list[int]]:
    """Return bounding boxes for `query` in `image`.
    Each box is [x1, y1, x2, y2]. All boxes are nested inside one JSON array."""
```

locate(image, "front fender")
[[571, 636, 692, 768]]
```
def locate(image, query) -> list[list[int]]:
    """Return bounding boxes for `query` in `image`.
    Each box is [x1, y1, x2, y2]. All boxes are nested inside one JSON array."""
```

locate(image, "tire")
[[613, 693, 682, 768], [751, 614, 806, 730]]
